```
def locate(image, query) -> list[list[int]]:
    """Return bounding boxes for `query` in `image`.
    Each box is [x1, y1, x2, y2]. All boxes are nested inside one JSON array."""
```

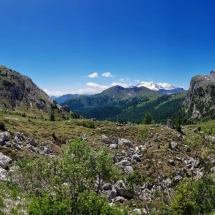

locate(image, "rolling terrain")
[[0, 66, 215, 214]]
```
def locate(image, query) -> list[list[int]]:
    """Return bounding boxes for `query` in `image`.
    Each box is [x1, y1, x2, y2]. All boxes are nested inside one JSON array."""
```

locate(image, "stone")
[[13, 143, 22, 150], [196, 171, 203, 179], [174, 175, 183, 183], [28, 138, 38, 147], [115, 180, 133, 198], [118, 138, 133, 148], [163, 178, 172, 187], [81, 133, 87, 141], [103, 183, 112, 191], [0, 131, 10, 145], [0, 166, 7, 182], [211, 159, 215, 165], [107, 188, 117, 202], [167, 119, 175, 129], [110, 144, 118, 150], [113, 196, 126, 203], [170, 141, 178, 150], [168, 160, 175, 166], [0, 152, 12, 168], [131, 209, 142, 215], [117, 159, 131, 167], [101, 134, 108, 140], [132, 154, 141, 162], [109, 137, 118, 145], [124, 166, 134, 174], [185, 145, 191, 152], [135, 145, 145, 154], [5, 141, 12, 147], [193, 128, 199, 133], [14, 132, 25, 140]]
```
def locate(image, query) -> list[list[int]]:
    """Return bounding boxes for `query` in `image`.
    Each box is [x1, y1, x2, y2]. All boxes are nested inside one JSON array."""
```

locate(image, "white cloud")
[[119, 78, 124, 81], [135, 79, 140, 82], [102, 72, 114, 78], [110, 82, 130, 88], [45, 81, 132, 97], [86, 82, 107, 90], [88, 72, 98, 78]]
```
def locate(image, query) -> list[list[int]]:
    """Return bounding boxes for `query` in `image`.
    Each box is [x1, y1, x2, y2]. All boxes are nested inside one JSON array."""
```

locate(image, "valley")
[[0, 66, 215, 214]]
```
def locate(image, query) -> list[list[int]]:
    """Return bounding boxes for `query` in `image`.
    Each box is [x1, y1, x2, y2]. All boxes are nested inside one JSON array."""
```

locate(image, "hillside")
[[1, 68, 215, 214], [0, 111, 215, 214], [0, 65, 53, 112], [62, 85, 185, 123]]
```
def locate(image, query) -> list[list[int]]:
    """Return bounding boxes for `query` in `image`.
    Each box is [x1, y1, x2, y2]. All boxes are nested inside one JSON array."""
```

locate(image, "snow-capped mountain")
[[137, 82, 185, 94]]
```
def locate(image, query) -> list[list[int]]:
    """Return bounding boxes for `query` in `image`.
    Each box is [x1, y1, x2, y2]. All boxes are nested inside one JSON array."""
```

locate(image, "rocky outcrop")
[[184, 71, 215, 120], [0, 65, 54, 111]]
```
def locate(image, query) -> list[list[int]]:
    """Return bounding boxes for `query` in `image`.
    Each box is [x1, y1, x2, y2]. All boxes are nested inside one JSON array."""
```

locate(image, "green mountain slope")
[[63, 85, 186, 123]]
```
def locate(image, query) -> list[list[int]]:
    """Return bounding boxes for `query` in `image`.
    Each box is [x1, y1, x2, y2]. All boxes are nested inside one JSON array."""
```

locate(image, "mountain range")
[[137, 81, 185, 94], [52, 83, 185, 104], [61, 85, 185, 124], [1, 65, 215, 124], [51, 94, 79, 104]]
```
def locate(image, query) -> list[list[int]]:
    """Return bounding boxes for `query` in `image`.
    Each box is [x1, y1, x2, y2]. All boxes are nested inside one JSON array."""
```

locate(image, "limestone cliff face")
[[0, 65, 53, 111], [184, 71, 215, 119]]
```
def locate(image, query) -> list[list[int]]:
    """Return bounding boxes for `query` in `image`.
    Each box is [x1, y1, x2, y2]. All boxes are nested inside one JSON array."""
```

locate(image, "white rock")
[[0, 152, 12, 168]]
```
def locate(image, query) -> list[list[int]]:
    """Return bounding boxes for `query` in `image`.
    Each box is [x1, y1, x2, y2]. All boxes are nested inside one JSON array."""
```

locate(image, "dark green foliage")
[[0, 121, 6, 131], [16, 139, 123, 215], [49, 111, 55, 121], [22, 113, 26, 117], [51, 103, 58, 110], [175, 118, 182, 133], [70, 112, 81, 119], [171, 176, 215, 215], [66, 93, 185, 124], [143, 111, 154, 124], [82, 120, 95, 128], [52, 132, 57, 140]]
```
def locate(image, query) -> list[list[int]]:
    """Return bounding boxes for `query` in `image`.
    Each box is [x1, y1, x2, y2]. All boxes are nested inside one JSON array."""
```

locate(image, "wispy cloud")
[[86, 82, 107, 90], [88, 72, 98, 78], [110, 82, 130, 88], [102, 72, 114, 78], [45, 81, 132, 97]]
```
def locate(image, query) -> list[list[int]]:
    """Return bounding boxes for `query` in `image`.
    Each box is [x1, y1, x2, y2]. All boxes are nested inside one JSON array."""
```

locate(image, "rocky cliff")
[[184, 70, 215, 120], [0, 65, 53, 111]]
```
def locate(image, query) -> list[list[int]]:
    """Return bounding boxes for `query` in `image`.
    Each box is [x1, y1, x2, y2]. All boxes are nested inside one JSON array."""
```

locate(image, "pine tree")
[[143, 111, 154, 124]]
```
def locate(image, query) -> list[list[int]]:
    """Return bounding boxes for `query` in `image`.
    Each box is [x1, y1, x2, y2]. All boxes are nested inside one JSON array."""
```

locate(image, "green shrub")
[[0, 121, 6, 131], [49, 112, 55, 121], [82, 120, 95, 128]]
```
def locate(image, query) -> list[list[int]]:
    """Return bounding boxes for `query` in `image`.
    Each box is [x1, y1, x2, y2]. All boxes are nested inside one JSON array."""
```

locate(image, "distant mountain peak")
[[137, 81, 185, 94]]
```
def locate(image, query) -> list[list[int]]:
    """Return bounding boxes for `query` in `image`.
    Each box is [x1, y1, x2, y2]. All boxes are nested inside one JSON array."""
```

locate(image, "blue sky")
[[0, 0, 215, 96]]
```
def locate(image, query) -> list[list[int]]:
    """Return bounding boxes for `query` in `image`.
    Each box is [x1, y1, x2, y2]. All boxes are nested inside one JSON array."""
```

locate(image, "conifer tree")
[[143, 111, 154, 124]]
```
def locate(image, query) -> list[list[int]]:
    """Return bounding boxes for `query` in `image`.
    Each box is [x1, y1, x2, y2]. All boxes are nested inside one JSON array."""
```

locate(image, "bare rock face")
[[0, 65, 53, 111], [210, 70, 215, 79], [184, 71, 215, 120]]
